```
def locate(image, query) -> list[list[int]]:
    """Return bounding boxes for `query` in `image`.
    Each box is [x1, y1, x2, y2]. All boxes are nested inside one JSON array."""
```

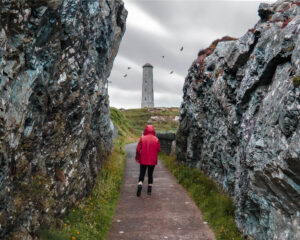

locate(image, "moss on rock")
[[293, 75, 300, 87]]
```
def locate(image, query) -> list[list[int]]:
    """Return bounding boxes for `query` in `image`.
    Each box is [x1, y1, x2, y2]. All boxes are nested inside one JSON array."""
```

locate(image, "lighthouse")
[[141, 63, 154, 108]]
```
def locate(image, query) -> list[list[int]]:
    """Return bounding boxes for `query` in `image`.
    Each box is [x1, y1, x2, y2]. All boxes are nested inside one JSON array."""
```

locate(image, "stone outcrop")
[[0, 0, 127, 238], [156, 132, 175, 155], [176, 0, 300, 239]]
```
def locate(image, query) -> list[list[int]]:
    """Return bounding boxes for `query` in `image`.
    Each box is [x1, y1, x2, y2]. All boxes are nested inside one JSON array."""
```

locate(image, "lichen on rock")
[[0, 0, 127, 238], [177, 0, 300, 239]]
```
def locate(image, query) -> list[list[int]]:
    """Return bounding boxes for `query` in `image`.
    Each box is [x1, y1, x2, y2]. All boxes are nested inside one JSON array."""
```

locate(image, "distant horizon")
[[111, 105, 180, 110]]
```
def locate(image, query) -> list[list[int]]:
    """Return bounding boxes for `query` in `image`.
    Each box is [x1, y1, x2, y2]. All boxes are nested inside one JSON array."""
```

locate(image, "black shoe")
[[147, 186, 152, 195], [137, 184, 142, 197]]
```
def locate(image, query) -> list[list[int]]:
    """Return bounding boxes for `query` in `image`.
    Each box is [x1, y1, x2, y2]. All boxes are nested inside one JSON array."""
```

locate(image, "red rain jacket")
[[135, 125, 160, 165]]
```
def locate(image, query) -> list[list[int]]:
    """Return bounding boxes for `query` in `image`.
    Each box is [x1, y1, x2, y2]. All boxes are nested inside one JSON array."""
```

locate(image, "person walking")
[[135, 125, 160, 197]]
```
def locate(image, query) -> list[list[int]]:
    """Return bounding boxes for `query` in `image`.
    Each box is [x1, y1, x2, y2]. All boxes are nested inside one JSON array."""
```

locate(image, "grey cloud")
[[132, 0, 260, 36], [109, 0, 264, 108], [108, 87, 141, 109]]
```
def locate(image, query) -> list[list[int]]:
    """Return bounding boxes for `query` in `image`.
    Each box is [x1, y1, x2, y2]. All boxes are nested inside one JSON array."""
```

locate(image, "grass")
[[160, 153, 243, 240], [122, 107, 179, 135], [110, 107, 138, 143]]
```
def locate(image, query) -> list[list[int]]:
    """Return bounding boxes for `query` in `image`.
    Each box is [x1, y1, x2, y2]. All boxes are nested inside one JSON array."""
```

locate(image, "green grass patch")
[[160, 153, 243, 240], [123, 107, 179, 134], [39, 143, 126, 240]]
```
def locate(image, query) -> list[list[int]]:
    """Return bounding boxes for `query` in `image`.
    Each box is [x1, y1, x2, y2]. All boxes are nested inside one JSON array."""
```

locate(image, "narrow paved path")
[[107, 143, 216, 240]]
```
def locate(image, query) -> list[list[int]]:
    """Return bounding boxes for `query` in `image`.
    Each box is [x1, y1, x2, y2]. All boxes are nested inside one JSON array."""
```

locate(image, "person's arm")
[[135, 138, 142, 162], [157, 139, 161, 152]]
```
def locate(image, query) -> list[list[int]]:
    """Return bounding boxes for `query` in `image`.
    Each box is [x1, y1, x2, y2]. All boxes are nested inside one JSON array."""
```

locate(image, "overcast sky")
[[108, 0, 276, 109]]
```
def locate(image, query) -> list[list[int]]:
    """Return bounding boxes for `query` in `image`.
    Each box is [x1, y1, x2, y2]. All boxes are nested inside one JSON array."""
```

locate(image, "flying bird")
[[127, 67, 131, 70], [162, 55, 165, 58], [170, 71, 174, 74], [180, 46, 184, 51], [123, 74, 127, 77]]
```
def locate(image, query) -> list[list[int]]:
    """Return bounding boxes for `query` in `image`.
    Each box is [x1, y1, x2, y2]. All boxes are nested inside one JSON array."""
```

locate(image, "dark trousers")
[[138, 165, 155, 184]]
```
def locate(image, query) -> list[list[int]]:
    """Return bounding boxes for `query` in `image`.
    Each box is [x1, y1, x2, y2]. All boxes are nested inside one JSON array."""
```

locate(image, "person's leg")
[[138, 164, 147, 184], [137, 164, 147, 196], [147, 165, 155, 184], [147, 165, 155, 195]]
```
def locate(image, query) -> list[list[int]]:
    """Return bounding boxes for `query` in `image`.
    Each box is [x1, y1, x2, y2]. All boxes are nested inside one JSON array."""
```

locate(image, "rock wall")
[[156, 132, 175, 155], [0, 0, 127, 238], [176, 1, 300, 239]]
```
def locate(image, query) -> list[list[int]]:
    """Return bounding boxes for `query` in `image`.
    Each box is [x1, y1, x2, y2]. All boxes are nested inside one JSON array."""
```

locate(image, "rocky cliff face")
[[0, 0, 126, 238], [177, 0, 300, 239]]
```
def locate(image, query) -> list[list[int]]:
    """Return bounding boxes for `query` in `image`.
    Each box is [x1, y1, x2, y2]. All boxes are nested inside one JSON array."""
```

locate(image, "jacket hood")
[[143, 125, 156, 136]]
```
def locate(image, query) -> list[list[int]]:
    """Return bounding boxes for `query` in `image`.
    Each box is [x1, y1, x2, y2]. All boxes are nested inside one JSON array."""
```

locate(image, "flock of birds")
[[122, 46, 184, 78]]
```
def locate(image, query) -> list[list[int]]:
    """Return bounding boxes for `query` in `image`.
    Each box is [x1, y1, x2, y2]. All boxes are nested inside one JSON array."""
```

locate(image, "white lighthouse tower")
[[141, 63, 154, 108]]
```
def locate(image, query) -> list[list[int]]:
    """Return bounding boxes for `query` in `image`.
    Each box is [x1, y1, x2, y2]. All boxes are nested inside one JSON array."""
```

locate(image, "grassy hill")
[[121, 107, 180, 135]]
